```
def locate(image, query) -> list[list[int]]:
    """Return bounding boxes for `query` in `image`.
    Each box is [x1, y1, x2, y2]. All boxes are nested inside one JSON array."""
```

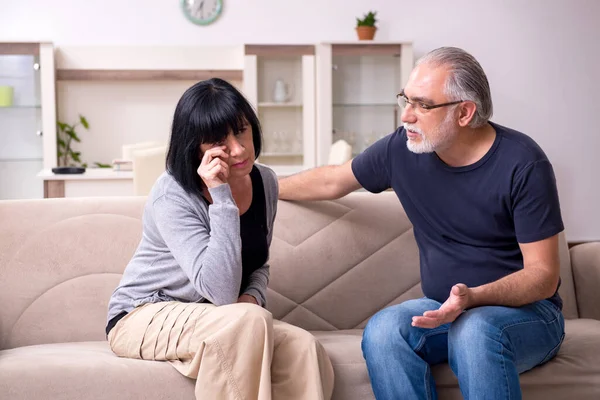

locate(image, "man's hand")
[[412, 284, 471, 329], [237, 294, 258, 305]]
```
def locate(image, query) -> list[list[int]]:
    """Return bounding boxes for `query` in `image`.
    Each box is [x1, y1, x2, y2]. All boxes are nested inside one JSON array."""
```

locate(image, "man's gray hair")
[[416, 47, 493, 128]]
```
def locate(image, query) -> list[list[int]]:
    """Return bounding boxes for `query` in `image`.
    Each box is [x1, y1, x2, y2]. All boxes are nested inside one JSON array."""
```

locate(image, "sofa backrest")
[[266, 191, 578, 330], [0, 193, 578, 350]]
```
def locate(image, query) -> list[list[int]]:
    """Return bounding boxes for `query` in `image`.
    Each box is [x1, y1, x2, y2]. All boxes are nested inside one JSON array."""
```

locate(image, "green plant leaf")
[[94, 162, 112, 168], [57, 122, 68, 131], [79, 115, 89, 129], [57, 138, 66, 148], [71, 152, 81, 162], [356, 10, 377, 27], [57, 151, 63, 157], [82, 163, 88, 168], [65, 130, 81, 142]]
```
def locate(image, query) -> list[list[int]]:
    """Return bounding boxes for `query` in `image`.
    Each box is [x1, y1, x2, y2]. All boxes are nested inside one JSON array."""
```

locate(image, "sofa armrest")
[[571, 242, 600, 320]]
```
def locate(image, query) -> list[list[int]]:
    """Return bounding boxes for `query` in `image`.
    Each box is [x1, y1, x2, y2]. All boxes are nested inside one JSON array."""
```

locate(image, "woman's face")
[[199, 122, 255, 180]]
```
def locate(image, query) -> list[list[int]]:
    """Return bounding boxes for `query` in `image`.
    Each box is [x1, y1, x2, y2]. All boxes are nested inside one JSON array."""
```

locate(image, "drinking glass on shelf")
[[347, 132, 356, 148], [264, 133, 274, 153], [279, 131, 289, 153], [292, 131, 303, 154], [270, 131, 280, 154], [272, 131, 289, 154]]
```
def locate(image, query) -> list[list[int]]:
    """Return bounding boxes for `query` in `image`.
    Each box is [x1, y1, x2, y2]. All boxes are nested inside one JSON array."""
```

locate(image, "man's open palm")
[[412, 284, 471, 329]]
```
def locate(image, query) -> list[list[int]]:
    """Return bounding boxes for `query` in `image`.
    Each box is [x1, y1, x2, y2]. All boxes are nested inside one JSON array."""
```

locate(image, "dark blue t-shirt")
[[352, 122, 564, 309]]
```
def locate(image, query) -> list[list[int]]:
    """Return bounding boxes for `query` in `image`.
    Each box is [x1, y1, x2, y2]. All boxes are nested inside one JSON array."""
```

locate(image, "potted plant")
[[53, 115, 110, 174], [356, 11, 378, 40]]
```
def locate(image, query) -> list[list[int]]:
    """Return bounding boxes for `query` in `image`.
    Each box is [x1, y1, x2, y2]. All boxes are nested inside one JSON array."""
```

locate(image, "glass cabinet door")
[[244, 45, 316, 176], [332, 49, 401, 157], [0, 46, 44, 199], [316, 42, 414, 165]]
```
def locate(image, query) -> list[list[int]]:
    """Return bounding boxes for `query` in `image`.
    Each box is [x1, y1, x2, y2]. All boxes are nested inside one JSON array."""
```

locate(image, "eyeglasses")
[[396, 91, 464, 114]]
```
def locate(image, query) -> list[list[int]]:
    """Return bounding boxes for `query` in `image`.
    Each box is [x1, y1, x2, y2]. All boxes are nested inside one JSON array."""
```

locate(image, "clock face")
[[181, 0, 223, 25]]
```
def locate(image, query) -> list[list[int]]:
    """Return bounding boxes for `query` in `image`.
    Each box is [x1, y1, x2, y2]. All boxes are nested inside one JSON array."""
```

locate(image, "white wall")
[[1, 0, 599, 241]]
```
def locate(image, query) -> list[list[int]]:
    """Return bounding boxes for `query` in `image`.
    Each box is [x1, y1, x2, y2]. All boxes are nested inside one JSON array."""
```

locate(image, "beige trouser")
[[108, 301, 334, 400]]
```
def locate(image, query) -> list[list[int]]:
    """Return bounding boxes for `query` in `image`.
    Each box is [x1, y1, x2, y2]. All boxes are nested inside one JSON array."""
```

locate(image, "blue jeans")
[[361, 298, 565, 400]]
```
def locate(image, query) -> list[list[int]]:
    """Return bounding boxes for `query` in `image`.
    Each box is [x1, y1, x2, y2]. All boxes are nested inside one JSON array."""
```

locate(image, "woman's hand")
[[197, 146, 230, 189], [237, 294, 259, 305]]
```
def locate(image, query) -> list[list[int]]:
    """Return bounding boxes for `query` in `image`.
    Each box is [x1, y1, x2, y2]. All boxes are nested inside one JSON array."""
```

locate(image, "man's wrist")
[[467, 286, 484, 309]]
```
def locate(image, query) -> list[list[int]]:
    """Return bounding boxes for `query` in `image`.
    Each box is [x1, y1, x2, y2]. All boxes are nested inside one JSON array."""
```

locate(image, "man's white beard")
[[404, 112, 455, 154]]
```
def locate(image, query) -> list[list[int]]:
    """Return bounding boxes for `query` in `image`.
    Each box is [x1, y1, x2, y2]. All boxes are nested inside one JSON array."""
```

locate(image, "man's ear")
[[457, 101, 477, 127]]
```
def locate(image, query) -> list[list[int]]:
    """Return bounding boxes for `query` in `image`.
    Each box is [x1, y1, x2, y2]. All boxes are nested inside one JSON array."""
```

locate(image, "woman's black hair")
[[166, 78, 262, 196]]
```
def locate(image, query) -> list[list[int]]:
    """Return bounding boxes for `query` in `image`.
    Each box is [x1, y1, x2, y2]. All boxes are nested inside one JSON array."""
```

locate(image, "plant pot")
[[52, 166, 86, 174], [356, 26, 377, 41], [0, 86, 14, 107]]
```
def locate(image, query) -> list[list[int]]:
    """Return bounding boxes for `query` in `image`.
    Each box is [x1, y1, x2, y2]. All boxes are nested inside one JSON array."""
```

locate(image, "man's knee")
[[363, 300, 431, 353], [448, 307, 506, 362]]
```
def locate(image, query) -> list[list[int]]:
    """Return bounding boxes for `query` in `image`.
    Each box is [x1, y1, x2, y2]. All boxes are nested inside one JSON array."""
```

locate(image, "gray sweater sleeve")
[[152, 183, 243, 306]]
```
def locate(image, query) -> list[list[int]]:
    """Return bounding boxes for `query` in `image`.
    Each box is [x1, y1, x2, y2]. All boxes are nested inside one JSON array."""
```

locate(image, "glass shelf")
[[0, 157, 43, 162], [0, 105, 41, 109], [333, 103, 398, 108], [261, 152, 303, 157], [258, 102, 303, 108]]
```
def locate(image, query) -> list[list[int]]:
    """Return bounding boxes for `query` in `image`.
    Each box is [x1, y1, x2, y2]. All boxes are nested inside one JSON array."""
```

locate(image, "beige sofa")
[[1, 192, 600, 399]]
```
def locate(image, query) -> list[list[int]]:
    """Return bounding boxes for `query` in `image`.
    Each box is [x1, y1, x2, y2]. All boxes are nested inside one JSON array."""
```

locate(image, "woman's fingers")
[[199, 153, 230, 188], [201, 146, 228, 166]]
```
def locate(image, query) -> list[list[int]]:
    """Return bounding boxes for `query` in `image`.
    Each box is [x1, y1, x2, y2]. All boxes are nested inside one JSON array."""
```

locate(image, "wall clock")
[[181, 0, 223, 26]]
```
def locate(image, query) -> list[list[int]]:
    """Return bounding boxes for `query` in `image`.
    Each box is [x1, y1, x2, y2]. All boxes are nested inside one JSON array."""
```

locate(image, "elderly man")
[[278, 47, 565, 399]]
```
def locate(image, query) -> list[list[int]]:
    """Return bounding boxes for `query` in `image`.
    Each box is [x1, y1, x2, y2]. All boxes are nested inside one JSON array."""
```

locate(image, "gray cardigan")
[[107, 163, 278, 324]]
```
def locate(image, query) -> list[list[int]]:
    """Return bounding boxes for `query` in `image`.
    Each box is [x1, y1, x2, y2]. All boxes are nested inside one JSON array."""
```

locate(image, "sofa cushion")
[[0, 341, 195, 400], [2, 319, 599, 400], [313, 318, 600, 400], [313, 330, 376, 400]]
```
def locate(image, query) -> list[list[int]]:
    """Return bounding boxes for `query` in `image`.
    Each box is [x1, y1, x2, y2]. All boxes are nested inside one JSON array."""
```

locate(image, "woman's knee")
[[225, 303, 273, 328]]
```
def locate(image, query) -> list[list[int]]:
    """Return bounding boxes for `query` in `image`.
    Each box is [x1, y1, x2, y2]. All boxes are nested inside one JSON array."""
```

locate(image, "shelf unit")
[[316, 41, 413, 165], [244, 45, 316, 177], [52, 45, 245, 178], [0, 42, 56, 200]]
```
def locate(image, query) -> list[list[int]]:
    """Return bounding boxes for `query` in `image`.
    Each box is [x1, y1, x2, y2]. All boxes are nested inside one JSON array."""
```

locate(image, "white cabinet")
[[244, 45, 317, 176], [315, 42, 413, 165], [0, 43, 56, 199]]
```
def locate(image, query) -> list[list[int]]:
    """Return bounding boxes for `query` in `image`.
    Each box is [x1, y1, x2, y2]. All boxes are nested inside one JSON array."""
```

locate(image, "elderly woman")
[[106, 78, 334, 400]]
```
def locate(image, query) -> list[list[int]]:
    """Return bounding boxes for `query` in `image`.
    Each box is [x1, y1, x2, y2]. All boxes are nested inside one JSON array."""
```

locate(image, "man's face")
[[400, 63, 459, 154]]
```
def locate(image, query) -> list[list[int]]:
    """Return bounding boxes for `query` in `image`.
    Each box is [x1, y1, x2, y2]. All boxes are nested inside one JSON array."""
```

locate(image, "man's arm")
[[413, 234, 561, 328], [468, 234, 561, 307], [279, 159, 362, 201]]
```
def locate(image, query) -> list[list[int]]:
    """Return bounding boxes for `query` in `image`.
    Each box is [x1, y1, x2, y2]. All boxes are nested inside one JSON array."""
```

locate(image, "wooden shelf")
[[245, 45, 315, 56], [332, 44, 401, 57], [56, 69, 244, 81], [0, 43, 42, 56]]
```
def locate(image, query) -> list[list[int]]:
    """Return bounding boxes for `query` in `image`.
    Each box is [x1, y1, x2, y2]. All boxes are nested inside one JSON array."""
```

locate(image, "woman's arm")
[[242, 264, 269, 306], [152, 185, 242, 306]]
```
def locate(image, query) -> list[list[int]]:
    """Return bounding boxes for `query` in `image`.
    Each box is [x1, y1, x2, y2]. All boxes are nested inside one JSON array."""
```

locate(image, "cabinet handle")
[[33, 63, 40, 71], [36, 130, 43, 137]]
